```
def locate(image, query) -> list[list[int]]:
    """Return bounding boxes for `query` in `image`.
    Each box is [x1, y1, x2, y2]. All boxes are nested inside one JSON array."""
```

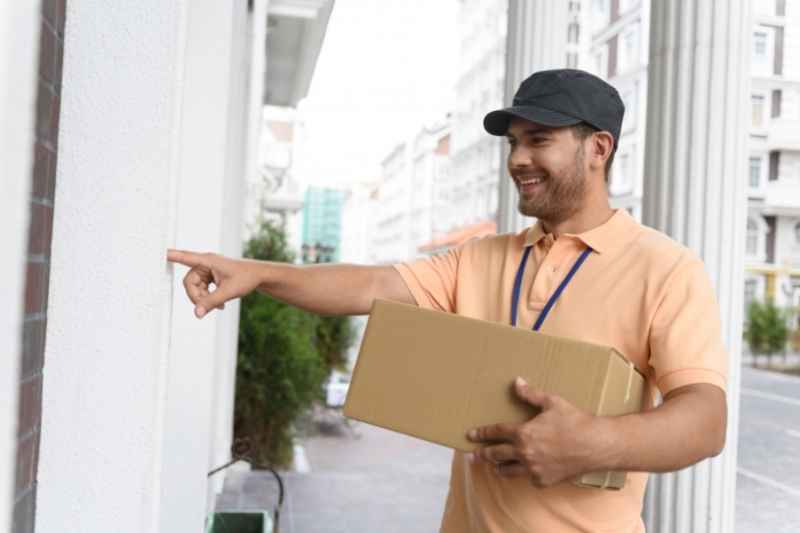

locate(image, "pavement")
[[215, 366, 800, 533], [214, 410, 452, 533]]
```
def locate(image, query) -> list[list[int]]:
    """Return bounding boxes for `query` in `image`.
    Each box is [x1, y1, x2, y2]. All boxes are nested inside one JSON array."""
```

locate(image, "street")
[[735, 366, 800, 532], [216, 366, 800, 532]]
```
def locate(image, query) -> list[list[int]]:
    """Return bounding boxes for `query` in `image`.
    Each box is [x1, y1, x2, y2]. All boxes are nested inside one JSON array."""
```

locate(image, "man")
[[168, 69, 727, 532]]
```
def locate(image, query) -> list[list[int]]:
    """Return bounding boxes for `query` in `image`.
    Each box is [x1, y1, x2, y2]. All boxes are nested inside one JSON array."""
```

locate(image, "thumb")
[[195, 286, 233, 319], [513, 377, 552, 410]]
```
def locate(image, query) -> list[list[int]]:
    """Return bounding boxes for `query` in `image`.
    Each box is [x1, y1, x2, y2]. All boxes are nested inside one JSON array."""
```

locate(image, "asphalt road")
[[735, 366, 800, 533]]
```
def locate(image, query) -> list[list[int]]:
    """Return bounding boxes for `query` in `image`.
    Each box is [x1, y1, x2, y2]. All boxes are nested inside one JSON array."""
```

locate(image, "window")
[[769, 151, 780, 181], [568, 22, 580, 44], [619, 29, 639, 74], [752, 28, 774, 76], [777, 0, 786, 16], [771, 89, 782, 118], [591, 0, 610, 32], [611, 152, 633, 195], [620, 88, 637, 131], [754, 31, 767, 58], [567, 52, 579, 68], [746, 218, 759, 256], [774, 27, 785, 76], [752, 94, 765, 127], [744, 279, 758, 307], [749, 157, 761, 188]]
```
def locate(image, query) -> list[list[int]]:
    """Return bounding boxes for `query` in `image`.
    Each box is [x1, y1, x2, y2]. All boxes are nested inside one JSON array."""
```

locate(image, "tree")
[[745, 299, 789, 367], [234, 220, 354, 466]]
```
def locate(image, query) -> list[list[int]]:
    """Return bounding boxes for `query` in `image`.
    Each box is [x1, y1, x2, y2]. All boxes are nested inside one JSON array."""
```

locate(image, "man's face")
[[505, 117, 589, 223]]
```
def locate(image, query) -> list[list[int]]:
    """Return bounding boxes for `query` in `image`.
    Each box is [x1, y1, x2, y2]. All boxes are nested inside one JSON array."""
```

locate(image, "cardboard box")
[[343, 300, 646, 490]]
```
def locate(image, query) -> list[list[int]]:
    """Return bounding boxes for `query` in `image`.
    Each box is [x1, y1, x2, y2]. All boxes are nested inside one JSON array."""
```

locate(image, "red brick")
[[38, 24, 56, 83], [35, 86, 54, 141], [15, 432, 39, 495], [21, 320, 46, 378], [31, 143, 51, 200], [17, 377, 42, 437], [42, 0, 57, 26], [12, 486, 36, 533], [51, 93, 61, 142], [56, 0, 66, 36], [27, 203, 53, 256], [24, 262, 47, 314]]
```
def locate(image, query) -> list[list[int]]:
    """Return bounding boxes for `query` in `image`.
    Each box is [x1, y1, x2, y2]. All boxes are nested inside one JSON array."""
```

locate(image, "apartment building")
[[588, 0, 800, 317]]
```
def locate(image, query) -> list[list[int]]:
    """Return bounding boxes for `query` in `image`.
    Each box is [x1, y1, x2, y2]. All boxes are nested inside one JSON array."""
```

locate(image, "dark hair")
[[570, 122, 615, 183]]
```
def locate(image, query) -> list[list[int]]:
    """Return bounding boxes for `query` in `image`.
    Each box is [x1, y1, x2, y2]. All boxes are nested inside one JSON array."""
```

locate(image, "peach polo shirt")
[[393, 208, 727, 533]]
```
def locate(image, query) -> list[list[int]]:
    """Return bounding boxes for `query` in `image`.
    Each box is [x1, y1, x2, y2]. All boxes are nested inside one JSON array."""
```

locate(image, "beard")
[[516, 144, 587, 224]]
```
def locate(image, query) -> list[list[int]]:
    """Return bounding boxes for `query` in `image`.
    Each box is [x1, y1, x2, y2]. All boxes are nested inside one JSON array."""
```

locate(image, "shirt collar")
[[523, 209, 637, 254]]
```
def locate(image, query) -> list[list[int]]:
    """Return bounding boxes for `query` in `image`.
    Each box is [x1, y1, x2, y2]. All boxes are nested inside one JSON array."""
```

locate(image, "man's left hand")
[[466, 377, 611, 487]]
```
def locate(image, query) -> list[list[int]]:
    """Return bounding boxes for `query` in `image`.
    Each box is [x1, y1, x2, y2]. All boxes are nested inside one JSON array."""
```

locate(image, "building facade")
[[245, 105, 306, 257], [588, 0, 800, 322], [745, 0, 800, 324], [448, 0, 508, 232], [302, 187, 347, 262], [372, 121, 451, 263]]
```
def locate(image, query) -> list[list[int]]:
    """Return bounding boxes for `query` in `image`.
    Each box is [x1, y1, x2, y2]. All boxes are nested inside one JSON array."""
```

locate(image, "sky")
[[295, 0, 459, 188]]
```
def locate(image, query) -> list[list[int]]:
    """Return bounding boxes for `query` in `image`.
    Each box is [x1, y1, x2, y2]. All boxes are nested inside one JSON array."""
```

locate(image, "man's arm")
[[468, 378, 726, 487], [167, 249, 415, 318], [597, 382, 726, 472]]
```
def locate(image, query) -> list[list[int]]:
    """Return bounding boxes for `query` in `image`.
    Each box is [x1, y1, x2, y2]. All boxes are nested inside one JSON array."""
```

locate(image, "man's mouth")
[[515, 175, 547, 195]]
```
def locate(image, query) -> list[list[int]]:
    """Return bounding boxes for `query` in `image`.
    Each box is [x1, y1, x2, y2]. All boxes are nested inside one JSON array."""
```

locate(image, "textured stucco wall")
[[37, 1, 184, 531], [0, 4, 39, 532], [159, 1, 238, 531]]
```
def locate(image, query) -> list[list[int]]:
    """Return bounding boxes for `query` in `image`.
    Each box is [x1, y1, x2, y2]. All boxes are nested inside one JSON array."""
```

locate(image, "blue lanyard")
[[510, 245, 593, 331]]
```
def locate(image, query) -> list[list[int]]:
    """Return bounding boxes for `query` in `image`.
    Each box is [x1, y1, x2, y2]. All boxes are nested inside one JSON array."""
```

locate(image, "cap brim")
[[483, 105, 582, 135]]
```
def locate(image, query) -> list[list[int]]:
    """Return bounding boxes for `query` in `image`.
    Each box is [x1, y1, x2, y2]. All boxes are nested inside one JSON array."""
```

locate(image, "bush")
[[233, 220, 354, 467], [745, 299, 789, 364]]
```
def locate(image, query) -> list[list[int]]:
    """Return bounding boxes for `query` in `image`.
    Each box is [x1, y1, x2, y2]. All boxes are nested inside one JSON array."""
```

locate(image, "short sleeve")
[[393, 246, 461, 313], [648, 257, 728, 395]]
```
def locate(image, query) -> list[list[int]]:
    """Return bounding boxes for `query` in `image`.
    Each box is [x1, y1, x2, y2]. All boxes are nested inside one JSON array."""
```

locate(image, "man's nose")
[[508, 146, 532, 170]]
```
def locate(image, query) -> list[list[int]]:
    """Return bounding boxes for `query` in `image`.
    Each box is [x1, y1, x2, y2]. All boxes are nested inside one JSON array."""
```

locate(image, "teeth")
[[518, 177, 543, 185]]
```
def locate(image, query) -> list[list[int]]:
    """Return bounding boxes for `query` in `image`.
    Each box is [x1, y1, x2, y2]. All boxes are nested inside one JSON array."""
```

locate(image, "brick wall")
[[14, 1, 66, 532]]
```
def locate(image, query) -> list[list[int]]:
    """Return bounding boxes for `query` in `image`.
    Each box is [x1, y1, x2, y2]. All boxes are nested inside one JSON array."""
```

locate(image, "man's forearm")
[[589, 383, 727, 473], [252, 261, 415, 316]]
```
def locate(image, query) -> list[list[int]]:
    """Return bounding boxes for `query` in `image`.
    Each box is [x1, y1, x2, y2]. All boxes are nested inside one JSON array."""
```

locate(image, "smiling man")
[[168, 68, 728, 532]]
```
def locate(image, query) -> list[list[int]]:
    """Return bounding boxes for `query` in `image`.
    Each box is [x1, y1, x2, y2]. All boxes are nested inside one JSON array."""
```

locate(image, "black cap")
[[483, 69, 625, 148]]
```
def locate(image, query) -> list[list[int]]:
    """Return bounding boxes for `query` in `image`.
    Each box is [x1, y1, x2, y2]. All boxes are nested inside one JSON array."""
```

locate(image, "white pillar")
[[641, 1, 750, 531], [37, 1, 249, 531], [0, 4, 39, 532], [497, 0, 569, 234]]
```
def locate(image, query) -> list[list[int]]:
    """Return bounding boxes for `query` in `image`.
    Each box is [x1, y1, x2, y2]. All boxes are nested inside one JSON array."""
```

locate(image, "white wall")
[[37, 1, 259, 531], [37, 1, 184, 530], [0, 3, 39, 531]]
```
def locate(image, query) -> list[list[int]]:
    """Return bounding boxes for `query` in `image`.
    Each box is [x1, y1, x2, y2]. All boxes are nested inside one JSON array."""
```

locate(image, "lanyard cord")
[[510, 246, 593, 331]]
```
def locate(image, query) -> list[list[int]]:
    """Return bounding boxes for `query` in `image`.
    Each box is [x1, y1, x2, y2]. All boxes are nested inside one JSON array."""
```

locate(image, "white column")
[[641, 1, 750, 532], [497, 0, 569, 234], [37, 1, 248, 531], [0, 4, 39, 532]]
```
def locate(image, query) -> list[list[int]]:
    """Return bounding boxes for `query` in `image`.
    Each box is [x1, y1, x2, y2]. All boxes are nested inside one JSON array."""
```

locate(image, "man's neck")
[[540, 204, 615, 238]]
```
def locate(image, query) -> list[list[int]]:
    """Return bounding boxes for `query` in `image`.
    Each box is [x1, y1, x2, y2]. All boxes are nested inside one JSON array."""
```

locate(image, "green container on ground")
[[206, 512, 273, 533]]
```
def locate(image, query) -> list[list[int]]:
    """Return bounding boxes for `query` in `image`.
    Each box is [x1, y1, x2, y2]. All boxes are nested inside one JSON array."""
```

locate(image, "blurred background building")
[[301, 187, 347, 263], [587, 0, 800, 322]]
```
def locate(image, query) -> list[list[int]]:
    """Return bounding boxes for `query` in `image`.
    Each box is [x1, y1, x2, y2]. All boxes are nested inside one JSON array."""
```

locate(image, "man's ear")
[[590, 131, 615, 171]]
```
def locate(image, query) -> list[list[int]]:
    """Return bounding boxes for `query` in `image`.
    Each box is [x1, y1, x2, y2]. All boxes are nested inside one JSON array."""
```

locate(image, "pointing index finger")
[[167, 248, 202, 268]]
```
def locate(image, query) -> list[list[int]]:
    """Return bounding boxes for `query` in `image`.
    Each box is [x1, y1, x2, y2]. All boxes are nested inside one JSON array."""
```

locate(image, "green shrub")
[[745, 299, 789, 363], [233, 220, 353, 467]]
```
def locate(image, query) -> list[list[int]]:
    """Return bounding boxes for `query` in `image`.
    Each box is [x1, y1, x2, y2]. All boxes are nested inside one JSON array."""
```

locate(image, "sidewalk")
[[215, 413, 452, 533]]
